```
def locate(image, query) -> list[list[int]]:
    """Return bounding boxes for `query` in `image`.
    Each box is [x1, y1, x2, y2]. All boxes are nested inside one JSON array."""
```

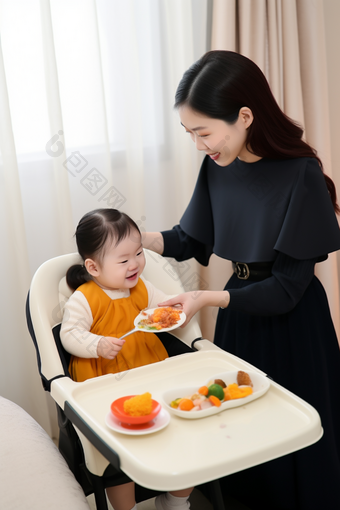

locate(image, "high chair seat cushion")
[[0, 396, 90, 510]]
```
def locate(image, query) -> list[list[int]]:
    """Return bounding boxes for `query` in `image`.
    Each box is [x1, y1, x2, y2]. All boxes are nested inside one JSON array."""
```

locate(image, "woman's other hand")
[[97, 336, 125, 359]]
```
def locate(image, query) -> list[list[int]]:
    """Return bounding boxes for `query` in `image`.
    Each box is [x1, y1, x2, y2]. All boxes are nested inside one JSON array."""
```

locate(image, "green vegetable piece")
[[170, 398, 182, 409], [208, 383, 225, 400]]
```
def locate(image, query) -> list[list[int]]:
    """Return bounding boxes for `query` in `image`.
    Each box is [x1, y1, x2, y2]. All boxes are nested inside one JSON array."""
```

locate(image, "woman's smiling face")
[[178, 105, 261, 165]]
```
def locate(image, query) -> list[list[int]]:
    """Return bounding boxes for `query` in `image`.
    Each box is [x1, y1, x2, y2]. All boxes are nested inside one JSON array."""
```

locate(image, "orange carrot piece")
[[198, 386, 209, 396], [209, 395, 222, 407], [178, 398, 194, 411]]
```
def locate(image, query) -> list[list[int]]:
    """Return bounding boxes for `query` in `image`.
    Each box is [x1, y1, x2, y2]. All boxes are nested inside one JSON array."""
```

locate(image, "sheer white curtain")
[[0, 0, 210, 435]]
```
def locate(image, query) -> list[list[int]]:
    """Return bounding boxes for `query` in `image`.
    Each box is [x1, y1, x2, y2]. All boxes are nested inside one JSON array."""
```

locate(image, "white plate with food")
[[162, 370, 270, 419], [119, 307, 186, 339], [135, 306, 186, 332]]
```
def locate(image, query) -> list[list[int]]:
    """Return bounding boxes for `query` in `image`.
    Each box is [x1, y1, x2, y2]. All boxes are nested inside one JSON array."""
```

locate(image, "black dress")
[[161, 156, 340, 510]]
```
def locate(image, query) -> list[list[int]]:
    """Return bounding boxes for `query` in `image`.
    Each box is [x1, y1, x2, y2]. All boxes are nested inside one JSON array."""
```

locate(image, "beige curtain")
[[201, 0, 340, 342]]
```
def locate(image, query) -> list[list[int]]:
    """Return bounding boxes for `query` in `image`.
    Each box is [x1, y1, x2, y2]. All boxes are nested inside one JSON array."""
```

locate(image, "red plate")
[[110, 396, 161, 425]]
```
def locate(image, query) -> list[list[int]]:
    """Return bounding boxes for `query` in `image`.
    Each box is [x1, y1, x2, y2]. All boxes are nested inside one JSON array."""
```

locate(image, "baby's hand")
[[97, 336, 125, 359]]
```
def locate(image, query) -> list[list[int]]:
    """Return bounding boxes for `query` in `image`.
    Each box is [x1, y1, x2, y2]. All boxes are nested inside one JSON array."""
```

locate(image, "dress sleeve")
[[273, 159, 340, 260], [60, 291, 100, 358], [228, 253, 317, 316], [162, 225, 213, 266]]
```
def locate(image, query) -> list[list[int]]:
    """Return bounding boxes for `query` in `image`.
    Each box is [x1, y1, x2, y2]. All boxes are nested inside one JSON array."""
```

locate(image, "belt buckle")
[[235, 262, 250, 280]]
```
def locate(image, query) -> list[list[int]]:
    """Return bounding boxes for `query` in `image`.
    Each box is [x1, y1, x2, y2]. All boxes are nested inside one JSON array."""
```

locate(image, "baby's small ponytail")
[[66, 264, 90, 292]]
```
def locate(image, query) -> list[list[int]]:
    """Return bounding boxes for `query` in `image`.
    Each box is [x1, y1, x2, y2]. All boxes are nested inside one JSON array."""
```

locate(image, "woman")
[[143, 51, 340, 509]]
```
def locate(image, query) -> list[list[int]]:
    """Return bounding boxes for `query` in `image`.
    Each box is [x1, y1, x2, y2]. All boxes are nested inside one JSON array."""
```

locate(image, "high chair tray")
[[52, 347, 323, 492]]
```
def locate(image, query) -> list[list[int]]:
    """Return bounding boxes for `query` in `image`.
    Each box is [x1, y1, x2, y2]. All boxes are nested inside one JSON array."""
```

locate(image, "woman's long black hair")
[[66, 209, 140, 291], [175, 50, 339, 213]]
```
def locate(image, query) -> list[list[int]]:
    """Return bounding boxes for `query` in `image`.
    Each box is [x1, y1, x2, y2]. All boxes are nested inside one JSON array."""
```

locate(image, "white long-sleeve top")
[[60, 276, 173, 359]]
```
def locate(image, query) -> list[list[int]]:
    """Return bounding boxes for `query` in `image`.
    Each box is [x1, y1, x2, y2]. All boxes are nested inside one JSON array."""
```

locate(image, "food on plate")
[[178, 398, 194, 411], [170, 371, 254, 412], [123, 392, 153, 416], [198, 386, 209, 396], [207, 383, 225, 400], [223, 383, 253, 400], [170, 398, 183, 409], [209, 395, 222, 407], [237, 370, 253, 387], [138, 307, 182, 330], [214, 378, 227, 388]]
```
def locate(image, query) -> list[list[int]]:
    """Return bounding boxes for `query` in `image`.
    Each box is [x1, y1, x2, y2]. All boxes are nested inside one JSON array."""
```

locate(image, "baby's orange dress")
[[69, 279, 168, 382]]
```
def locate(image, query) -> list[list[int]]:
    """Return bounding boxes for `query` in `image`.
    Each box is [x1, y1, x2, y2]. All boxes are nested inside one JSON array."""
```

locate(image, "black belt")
[[232, 261, 273, 281]]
